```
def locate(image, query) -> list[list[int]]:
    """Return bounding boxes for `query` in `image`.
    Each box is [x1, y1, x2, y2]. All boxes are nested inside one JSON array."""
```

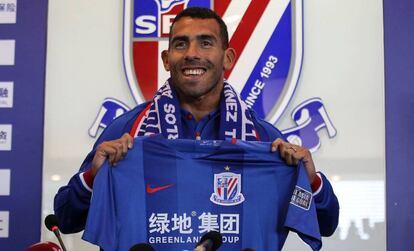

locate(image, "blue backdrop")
[[0, 0, 48, 250], [384, 0, 414, 250]]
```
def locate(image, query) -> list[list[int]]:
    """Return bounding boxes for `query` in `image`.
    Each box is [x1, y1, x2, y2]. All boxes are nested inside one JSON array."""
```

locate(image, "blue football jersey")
[[83, 136, 321, 251]]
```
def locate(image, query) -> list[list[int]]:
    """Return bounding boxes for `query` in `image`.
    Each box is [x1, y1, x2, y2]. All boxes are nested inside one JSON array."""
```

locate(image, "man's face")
[[161, 17, 235, 100]]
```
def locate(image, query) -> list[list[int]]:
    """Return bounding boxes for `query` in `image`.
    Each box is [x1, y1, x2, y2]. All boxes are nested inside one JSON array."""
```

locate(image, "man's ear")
[[223, 47, 236, 70], [161, 50, 170, 71]]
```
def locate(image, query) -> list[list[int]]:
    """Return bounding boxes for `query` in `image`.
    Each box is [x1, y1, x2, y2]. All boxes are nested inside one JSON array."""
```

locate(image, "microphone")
[[194, 231, 222, 251], [129, 243, 156, 251], [44, 214, 67, 251]]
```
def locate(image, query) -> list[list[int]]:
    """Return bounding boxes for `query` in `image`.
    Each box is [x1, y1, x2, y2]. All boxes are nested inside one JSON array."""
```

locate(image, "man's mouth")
[[182, 68, 206, 76]]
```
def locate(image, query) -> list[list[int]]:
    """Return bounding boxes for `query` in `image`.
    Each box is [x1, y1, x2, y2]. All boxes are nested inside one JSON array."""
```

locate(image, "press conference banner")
[[0, 0, 48, 250]]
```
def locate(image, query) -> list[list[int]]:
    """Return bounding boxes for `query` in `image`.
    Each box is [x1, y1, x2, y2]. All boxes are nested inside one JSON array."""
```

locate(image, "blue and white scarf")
[[130, 79, 259, 141]]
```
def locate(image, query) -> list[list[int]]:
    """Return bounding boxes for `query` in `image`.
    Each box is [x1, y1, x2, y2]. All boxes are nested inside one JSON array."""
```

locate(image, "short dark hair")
[[170, 7, 229, 49]]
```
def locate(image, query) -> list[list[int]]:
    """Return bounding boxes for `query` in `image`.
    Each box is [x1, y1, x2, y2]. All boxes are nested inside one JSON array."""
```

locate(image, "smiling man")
[[54, 6, 339, 243], [161, 14, 236, 122]]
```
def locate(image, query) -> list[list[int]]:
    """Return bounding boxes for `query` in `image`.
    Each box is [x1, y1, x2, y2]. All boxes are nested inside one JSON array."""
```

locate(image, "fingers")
[[283, 148, 298, 166], [91, 134, 135, 177], [271, 138, 317, 183], [109, 142, 124, 166], [280, 144, 300, 166], [95, 142, 119, 167], [122, 133, 134, 149], [271, 138, 284, 152], [108, 134, 134, 165], [271, 138, 301, 166]]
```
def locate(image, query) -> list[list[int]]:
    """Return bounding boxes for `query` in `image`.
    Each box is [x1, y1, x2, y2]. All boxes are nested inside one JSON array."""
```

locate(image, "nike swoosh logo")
[[146, 184, 174, 194]]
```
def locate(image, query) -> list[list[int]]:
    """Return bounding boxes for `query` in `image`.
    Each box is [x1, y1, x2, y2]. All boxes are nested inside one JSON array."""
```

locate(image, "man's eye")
[[201, 40, 213, 47], [174, 41, 186, 49]]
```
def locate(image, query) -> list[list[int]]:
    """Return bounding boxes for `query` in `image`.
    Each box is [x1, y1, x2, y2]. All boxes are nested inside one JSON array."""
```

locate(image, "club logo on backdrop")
[[210, 172, 245, 206], [89, 0, 338, 153], [124, 0, 302, 122]]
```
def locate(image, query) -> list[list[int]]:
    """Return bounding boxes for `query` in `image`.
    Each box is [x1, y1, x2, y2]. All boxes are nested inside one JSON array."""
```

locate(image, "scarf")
[[130, 79, 259, 141]]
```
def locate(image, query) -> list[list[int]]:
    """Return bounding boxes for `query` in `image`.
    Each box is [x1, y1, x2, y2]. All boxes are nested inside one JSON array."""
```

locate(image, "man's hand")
[[271, 138, 316, 183], [91, 133, 134, 178]]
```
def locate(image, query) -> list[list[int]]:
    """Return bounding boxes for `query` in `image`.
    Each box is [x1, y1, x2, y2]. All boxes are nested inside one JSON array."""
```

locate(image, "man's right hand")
[[91, 133, 134, 178]]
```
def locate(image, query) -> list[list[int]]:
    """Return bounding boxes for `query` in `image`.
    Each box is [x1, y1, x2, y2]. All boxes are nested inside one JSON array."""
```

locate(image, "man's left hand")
[[271, 138, 316, 183]]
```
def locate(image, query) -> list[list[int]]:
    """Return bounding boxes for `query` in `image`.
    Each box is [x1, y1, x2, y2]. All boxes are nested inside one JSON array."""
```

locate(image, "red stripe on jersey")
[[133, 41, 158, 101], [225, 0, 270, 79], [214, 0, 231, 17], [130, 103, 152, 137]]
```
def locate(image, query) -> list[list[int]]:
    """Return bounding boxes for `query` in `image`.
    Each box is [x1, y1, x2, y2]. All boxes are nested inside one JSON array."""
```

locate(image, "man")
[[54, 7, 339, 237]]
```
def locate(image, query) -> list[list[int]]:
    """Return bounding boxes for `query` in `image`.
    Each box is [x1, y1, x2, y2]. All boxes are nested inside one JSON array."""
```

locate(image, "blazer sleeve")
[[53, 104, 146, 233]]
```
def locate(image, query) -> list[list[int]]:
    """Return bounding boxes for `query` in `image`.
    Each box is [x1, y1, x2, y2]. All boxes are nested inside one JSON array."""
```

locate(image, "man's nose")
[[184, 42, 200, 60]]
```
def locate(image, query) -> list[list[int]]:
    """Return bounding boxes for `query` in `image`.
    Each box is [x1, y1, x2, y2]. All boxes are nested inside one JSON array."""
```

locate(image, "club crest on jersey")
[[210, 172, 245, 206], [123, 0, 304, 124]]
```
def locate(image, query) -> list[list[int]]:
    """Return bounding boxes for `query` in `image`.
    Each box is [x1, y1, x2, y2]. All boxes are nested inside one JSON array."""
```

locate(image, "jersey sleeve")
[[53, 104, 147, 233], [284, 161, 322, 251]]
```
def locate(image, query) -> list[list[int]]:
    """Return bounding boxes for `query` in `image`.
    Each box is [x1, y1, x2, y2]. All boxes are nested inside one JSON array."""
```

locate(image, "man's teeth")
[[183, 69, 205, 76]]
